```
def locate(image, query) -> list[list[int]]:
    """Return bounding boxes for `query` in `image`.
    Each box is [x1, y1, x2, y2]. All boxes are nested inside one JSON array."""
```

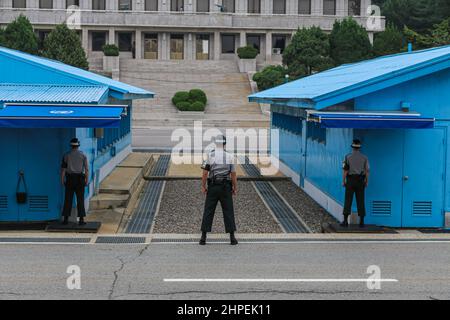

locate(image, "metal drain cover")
[[95, 236, 147, 244], [0, 237, 91, 243]]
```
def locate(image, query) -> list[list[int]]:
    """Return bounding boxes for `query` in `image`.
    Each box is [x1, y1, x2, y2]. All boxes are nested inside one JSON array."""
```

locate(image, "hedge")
[[102, 44, 119, 56], [172, 89, 207, 112], [237, 45, 259, 59]]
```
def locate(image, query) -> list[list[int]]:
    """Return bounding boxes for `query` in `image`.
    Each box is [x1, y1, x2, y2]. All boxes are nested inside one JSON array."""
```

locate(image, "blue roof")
[[0, 84, 108, 104], [0, 46, 154, 100], [249, 45, 450, 109]]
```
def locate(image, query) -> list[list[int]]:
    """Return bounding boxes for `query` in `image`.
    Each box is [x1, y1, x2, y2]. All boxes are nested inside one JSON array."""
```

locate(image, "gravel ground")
[[271, 181, 338, 232], [153, 180, 283, 234]]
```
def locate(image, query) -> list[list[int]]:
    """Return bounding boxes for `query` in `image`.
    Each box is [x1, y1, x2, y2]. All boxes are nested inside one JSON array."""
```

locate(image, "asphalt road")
[[0, 241, 449, 300]]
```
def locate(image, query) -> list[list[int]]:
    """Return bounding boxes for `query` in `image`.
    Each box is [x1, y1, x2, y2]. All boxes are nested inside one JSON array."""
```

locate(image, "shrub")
[[190, 101, 206, 111], [102, 44, 119, 57], [253, 65, 287, 91], [176, 101, 192, 111], [237, 45, 259, 59], [172, 91, 190, 105], [2, 15, 38, 55], [189, 89, 207, 104]]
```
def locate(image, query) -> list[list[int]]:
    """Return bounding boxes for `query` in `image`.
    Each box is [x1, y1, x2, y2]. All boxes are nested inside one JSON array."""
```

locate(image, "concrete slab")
[[89, 194, 130, 210], [87, 208, 125, 234], [99, 167, 142, 195], [118, 152, 153, 169]]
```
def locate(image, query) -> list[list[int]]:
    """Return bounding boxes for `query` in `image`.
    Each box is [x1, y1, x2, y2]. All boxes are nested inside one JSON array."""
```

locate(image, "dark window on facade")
[[222, 0, 235, 13], [92, 0, 106, 10], [13, 0, 26, 8], [39, 0, 53, 9], [118, 32, 133, 51], [307, 121, 326, 144], [273, 0, 286, 14], [323, 0, 336, 15], [145, 0, 158, 10], [298, 0, 311, 14], [248, 0, 260, 13], [66, 0, 79, 7], [171, 0, 184, 11], [272, 34, 287, 54], [119, 0, 132, 10], [37, 30, 51, 50], [246, 35, 261, 53], [221, 34, 235, 54], [92, 31, 107, 51], [348, 0, 361, 16], [197, 0, 209, 12]]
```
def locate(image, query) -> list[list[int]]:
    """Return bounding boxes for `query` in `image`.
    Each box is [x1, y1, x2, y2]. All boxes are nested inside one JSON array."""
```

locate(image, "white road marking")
[[164, 278, 399, 283]]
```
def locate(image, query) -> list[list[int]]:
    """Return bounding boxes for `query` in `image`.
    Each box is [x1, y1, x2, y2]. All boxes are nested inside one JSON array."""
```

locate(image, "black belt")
[[208, 178, 231, 185], [66, 173, 85, 177]]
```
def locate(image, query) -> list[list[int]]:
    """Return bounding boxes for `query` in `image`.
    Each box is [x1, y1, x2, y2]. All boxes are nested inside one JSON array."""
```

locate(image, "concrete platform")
[[89, 194, 130, 210], [99, 167, 142, 195], [117, 152, 153, 171], [323, 223, 398, 234], [46, 221, 101, 233], [87, 208, 125, 234]]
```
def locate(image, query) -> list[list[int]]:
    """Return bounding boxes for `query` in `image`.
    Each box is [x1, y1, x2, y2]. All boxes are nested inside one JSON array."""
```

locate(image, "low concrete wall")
[[103, 56, 120, 73], [238, 58, 256, 73]]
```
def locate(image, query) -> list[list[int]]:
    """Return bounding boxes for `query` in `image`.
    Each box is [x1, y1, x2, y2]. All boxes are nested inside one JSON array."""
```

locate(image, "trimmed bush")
[[189, 89, 207, 104], [172, 91, 190, 105], [190, 101, 206, 112], [253, 65, 287, 91], [102, 44, 119, 56], [176, 101, 192, 111], [237, 45, 258, 59]]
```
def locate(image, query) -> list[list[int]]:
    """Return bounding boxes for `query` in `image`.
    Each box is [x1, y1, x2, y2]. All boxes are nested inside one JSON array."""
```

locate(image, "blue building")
[[0, 46, 153, 222], [250, 45, 450, 228]]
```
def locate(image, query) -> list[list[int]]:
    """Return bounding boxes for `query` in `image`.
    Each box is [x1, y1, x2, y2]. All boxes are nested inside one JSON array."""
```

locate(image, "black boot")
[[199, 232, 207, 246], [79, 217, 87, 226], [340, 216, 349, 228], [62, 216, 69, 225], [230, 233, 238, 246], [359, 217, 365, 228]]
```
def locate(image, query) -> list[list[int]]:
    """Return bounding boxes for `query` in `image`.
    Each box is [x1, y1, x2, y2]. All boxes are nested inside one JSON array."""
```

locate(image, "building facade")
[[0, 0, 383, 64]]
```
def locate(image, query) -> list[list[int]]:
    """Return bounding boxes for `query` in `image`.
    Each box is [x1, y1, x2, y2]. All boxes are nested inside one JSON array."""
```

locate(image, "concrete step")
[[120, 59, 239, 74], [89, 194, 130, 211], [99, 167, 143, 195]]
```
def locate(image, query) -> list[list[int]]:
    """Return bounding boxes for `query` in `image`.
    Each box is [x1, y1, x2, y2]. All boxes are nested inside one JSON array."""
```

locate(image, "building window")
[[170, 34, 184, 60], [119, 0, 132, 10], [196, 34, 210, 60], [145, 0, 158, 10], [12, 0, 26, 8], [39, 0, 53, 9], [307, 122, 326, 144], [221, 34, 235, 54], [37, 30, 51, 50], [272, 34, 287, 54], [92, 31, 107, 51], [298, 0, 311, 14], [144, 33, 158, 59], [273, 0, 286, 14], [197, 0, 209, 12], [118, 32, 133, 51], [92, 0, 106, 10], [323, 0, 336, 15], [348, 0, 361, 16], [66, 0, 79, 8], [248, 0, 260, 13], [222, 0, 235, 13], [171, 0, 184, 11], [246, 35, 261, 54]]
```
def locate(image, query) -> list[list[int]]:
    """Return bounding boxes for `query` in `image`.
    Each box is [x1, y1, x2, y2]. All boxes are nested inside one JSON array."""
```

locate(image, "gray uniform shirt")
[[343, 150, 369, 176], [205, 149, 236, 180], [62, 149, 88, 175]]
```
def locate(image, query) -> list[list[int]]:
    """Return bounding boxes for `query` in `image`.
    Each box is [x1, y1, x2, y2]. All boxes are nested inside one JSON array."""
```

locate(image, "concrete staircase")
[[119, 59, 269, 129]]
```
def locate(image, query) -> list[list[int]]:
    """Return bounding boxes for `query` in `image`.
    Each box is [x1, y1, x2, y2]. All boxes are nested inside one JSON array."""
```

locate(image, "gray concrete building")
[[0, 0, 384, 64]]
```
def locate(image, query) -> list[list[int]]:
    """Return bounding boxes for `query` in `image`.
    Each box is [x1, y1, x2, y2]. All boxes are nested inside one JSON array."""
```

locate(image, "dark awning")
[[0, 104, 127, 128], [307, 111, 435, 129]]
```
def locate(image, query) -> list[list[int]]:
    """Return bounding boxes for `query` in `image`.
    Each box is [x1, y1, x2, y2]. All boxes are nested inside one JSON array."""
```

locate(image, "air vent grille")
[[0, 196, 7, 211], [413, 201, 432, 216], [371, 201, 392, 216], [29, 196, 49, 212]]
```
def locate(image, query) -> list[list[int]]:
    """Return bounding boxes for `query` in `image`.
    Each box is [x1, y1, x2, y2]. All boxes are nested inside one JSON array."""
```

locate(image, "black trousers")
[[343, 175, 366, 217], [201, 181, 236, 233], [62, 174, 86, 218]]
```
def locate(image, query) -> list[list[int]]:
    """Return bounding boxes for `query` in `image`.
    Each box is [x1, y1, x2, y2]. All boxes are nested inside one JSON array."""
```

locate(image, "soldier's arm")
[[61, 156, 67, 186], [202, 170, 208, 195], [231, 172, 238, 196], [342, 156, 349, 187], [365, 160, 370, 186], [83, 155, 90, 186]]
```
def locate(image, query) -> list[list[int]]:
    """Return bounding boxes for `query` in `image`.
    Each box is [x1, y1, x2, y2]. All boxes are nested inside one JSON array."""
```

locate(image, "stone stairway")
[[119, 59, 269, 128]]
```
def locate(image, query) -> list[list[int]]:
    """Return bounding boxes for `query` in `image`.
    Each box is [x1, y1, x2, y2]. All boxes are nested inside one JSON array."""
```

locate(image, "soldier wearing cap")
[[200, 135, 238, 245], [61, 138, 89, 226], [341, 139, 370, 228]]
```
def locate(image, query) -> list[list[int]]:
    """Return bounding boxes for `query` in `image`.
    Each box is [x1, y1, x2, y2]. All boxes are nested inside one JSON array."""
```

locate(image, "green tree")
[[282, 26, 333, 78], [0, 28, 5, 46], [429, 18, 450, 46], [252, 65, 287, 91], [2, 15, 38, 54], [42, 24, 89, 69], [403, 18, 450, 49], [329, 18, 373, 66], [373, 24, 404, 56]]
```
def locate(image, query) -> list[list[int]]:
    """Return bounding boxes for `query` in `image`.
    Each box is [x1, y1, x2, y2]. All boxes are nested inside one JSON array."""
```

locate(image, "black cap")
[[70, 138, 80, 147], [351, 139, 362, 149]]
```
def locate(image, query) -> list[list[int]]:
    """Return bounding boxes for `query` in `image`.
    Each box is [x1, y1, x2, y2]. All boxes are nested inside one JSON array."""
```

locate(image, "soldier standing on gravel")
[[200, 135, 238, 246]]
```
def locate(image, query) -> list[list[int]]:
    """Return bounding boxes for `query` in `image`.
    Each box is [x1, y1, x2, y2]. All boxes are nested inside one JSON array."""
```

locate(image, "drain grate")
[[0, 237, 91, 243], [96, 236, 147, 244], [240, 156, 262, 178], [255, 181, 310, 233], [152, 154, 171, 177]]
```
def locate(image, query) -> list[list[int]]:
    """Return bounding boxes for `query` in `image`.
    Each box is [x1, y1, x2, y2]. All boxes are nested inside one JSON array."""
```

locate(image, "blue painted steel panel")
[[0, 104, 125, 128], [0, 129, 19, 221], [0, 84, 108, 104]]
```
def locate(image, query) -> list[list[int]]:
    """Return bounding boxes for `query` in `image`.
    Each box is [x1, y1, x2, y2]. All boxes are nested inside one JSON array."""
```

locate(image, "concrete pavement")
[[0, 240, 449, 300]]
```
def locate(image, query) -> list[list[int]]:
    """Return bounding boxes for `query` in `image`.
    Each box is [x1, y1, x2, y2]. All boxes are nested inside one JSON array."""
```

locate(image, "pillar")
[[239, 31, 246, 48], [214, 31, 221, 60], [265, 31, 272, 62], [135, 29, 142, 59]]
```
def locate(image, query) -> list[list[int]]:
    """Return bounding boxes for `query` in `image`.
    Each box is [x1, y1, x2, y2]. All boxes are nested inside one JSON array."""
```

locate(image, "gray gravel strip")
[[153, 180, 283, 234], [271, 181, 338, 233]]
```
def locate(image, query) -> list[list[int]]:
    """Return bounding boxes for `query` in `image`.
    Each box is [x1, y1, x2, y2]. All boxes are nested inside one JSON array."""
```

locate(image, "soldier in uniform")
[[200, 135, 238, 246], [61, 138, 89, 226], [341, 139, 370, 228]]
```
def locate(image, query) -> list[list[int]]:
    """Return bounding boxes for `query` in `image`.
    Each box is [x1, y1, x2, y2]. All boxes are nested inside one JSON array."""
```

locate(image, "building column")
[[108, 28, 116, 45], [214, 31, 221, 60], [311, 0, 322, 15], [337, 0, 346, 16], [1, 0, 13, 8], [265, 32, 272, 62], [361, 0, 371, 16], [80, 0, 91, 9], [135, 29, 142, 59], [82, 28, 89, 53], [240, 31, 246, 48]]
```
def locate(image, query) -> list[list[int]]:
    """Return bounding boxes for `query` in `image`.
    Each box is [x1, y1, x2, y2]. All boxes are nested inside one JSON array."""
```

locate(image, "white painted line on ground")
[[164, 278, 399, 283], [152, 240, 450, 244]]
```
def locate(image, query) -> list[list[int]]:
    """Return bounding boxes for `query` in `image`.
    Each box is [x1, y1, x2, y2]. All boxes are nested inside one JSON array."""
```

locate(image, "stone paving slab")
[[99, 167, 142, 195], [117, 152, 153, 169]]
